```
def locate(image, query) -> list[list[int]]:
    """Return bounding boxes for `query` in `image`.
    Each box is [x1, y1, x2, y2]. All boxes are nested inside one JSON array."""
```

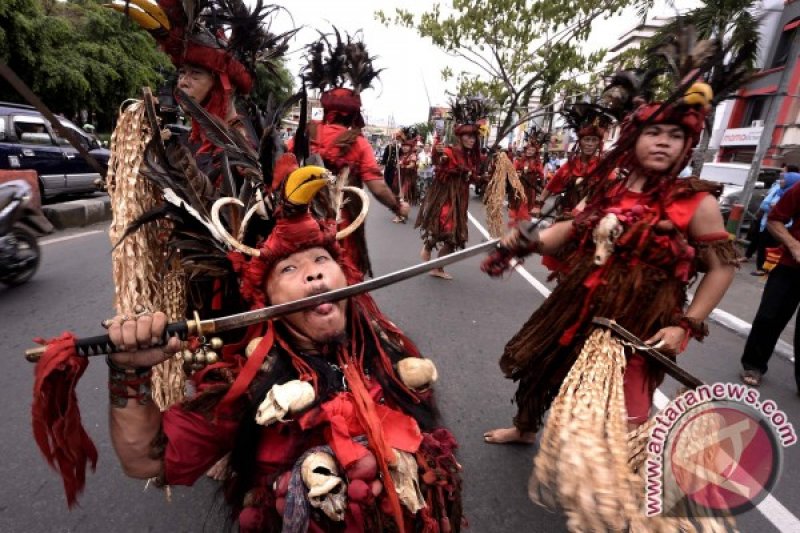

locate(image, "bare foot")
[[483, 427, 536, 444], [429, 269, 453, 280], [206, 453, 230, 480], [420, 246, 431, 262]]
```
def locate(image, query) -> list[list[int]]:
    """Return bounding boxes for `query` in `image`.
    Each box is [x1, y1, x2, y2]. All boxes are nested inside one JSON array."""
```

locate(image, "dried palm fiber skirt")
[[415, 178, 469, 250], [501, 254, 686, 433]]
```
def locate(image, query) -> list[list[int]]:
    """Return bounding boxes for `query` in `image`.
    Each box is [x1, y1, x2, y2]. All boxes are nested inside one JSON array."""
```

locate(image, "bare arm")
[[365, 179, 409, 217], [768, 219, 800, 263], [647, 195, 735, 351], [685, 195, 736, 320], [107, 313, 181, 479]]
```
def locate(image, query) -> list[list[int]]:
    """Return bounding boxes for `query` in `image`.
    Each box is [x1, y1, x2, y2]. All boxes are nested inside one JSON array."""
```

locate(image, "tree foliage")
[[377, 0, 647, 148], [650, 0, 760, 172], [0, 0, 172, 131], [0, 0, 295, 132]]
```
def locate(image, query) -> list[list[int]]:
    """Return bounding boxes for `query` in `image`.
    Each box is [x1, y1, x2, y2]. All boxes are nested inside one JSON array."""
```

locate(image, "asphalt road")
[[1, 195, 799, 532]]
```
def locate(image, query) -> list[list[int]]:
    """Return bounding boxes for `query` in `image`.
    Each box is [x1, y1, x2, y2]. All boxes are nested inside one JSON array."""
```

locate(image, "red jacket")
[[288, 122, 382, 185]]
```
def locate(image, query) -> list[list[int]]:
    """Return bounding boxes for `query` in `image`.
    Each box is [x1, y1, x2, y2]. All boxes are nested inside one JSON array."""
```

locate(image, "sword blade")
[[209, 238, 501, 333]]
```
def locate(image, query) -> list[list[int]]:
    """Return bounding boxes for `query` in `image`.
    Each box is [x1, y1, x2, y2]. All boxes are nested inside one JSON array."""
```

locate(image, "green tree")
[[0, 0, 171, 131], [651, 2, 760, 173], [377, 0, 647, 149], [252, 61, 295, 108]]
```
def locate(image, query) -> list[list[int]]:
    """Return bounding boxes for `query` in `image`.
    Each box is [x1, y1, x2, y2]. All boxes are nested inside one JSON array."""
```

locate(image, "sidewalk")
[[41, 193, 111, 229]]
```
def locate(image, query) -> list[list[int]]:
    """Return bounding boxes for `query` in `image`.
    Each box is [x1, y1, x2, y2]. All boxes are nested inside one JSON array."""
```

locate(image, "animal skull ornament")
[[255, 380, 315, 426], [592, 213, 623, 266], [397, 358, 438, 390], [301, 452, 347, 522]]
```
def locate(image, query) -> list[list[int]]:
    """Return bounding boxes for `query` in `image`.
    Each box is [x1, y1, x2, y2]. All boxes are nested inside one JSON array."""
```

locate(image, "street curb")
[[42, 196, 111, 230]]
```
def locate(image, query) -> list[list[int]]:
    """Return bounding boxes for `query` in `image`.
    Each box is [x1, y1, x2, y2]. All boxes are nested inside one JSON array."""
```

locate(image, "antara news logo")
[[645, 382, 797, 518]]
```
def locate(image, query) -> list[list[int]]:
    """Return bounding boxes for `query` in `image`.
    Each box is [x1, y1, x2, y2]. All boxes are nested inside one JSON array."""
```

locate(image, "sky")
[[266, 0, 700, 128]]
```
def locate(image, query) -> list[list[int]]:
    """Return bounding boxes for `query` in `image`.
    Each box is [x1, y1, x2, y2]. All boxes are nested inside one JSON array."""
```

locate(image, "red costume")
[[415, 145, 480, 250], [294, 32, 393, 278], [485, 73, 739, 435], [508, 151, 545, 226], [398, 149, 420, 206], [31, 154, 463, 532], [543, 155, 600, 216], [416, 98, 486, 252]]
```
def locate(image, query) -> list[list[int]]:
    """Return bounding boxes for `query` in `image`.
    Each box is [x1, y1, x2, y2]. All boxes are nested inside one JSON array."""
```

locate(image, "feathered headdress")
[[560, 102, 615, 140], [107, 1, 294, 94], [398, 126, 420, 146], [524, 124, 550, 150], [594, 17, 755, 177], [451, 96, 492, 136], [118, 90, 367, 290], [302, 28, 382, 128]]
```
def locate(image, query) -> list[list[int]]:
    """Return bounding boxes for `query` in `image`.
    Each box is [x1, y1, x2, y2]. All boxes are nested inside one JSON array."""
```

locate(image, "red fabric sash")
[[31, 332, 97, 507]]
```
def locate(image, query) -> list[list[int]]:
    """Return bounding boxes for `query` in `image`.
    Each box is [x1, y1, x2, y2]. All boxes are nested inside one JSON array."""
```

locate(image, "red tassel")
[[31, 332, 97, 507], [339, 356, 406, 532]]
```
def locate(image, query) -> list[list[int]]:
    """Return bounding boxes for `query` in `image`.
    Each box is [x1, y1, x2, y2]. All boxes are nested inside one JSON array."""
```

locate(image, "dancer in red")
[[30, 147, 463, 532], [395, 127, 421, 221], [293, 30, 409, 277], [482, 65, 740, 444], [416, 98, 488, 280], [508, 129, 547, 227], [531, 103, 614, 221]]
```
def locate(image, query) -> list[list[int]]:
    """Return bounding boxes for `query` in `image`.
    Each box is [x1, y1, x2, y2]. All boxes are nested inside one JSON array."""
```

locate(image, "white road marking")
[[40, 229, 104, 246], [468, 210, 800, 531]]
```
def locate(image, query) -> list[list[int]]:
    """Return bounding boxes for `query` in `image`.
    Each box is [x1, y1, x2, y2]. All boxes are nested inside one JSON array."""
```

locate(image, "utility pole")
[[736, 30, 800, 237]]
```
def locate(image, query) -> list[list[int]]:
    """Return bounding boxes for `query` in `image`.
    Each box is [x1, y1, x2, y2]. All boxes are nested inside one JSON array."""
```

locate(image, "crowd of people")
[[26, 2, 800, 532]]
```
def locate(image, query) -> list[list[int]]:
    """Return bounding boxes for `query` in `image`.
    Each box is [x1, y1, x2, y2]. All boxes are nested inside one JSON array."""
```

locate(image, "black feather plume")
[[303, 27, 382, 93]]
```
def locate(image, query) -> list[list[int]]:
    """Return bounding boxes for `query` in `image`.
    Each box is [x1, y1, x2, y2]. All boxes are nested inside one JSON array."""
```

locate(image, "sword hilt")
[[592, 317, 705, 389], [25, 319, 201, 363]]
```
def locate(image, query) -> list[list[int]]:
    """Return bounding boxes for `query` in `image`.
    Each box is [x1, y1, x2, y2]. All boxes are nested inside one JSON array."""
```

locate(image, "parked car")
[[0, 102, 110, 199], [700, 162, 781, 231]]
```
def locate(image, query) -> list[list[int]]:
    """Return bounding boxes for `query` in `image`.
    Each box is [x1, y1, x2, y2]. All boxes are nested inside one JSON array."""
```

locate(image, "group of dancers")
[[27, 2, 753, 531]]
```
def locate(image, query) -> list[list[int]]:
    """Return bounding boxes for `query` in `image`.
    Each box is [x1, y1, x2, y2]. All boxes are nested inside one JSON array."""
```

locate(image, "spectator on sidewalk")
[[740, 171, 800, 392], [750, 166, 800, 275]]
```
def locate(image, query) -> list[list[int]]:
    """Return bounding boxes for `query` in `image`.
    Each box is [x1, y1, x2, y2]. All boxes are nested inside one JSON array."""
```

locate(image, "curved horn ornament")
[[335, 186, 369, 240], [211, 197, 262, 257]]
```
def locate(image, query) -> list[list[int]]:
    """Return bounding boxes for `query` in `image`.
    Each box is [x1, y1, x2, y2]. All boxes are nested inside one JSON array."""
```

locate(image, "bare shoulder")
[[689, 194, 726, 237]]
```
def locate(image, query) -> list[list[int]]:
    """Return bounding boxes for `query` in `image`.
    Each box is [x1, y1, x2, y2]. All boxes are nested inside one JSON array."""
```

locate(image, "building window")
[[771, 18, 800, 68], [743, 96, 768, 127]]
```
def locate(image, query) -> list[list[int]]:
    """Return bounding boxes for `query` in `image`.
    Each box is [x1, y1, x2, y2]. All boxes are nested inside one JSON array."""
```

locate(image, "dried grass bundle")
[[107, 101, 185, 410], [530, 328, 737, 532], [484, 152, 526, 237], [530, 328, 638, 531]]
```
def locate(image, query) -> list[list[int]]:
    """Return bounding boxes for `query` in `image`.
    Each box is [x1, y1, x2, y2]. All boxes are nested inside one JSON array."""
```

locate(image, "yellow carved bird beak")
[[284, 166, 331, 206], [683, 82, 714, 111], [104, 0, 171, 31]]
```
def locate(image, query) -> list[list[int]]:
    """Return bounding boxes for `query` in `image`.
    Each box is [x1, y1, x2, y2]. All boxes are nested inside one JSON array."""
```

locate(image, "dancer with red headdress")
[[30, 110, 463, 531], [416, 97, 488, 280], [482, 43, 742, 446], [508, 128, 547, 227], [531, 102, 614, 221], [291, 29, 410, 277]]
